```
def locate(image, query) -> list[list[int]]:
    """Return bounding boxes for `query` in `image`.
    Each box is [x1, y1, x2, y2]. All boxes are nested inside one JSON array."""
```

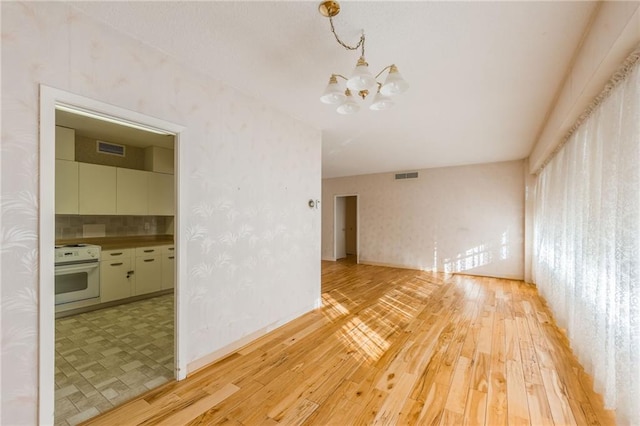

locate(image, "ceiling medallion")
[[318, 1, 409, 114]]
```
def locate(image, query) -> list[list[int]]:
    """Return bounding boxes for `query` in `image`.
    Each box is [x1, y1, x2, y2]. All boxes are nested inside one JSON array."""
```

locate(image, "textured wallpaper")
[[1, 2, 321, 424], [322, 160, 525, 279]]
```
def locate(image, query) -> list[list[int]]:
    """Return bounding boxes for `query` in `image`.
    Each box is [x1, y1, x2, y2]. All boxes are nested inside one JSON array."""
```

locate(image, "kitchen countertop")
[[56, 235, 174, 250]]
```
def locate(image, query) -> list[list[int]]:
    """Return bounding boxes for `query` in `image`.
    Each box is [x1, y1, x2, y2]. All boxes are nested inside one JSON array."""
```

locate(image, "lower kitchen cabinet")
[[135, 255, 162, 295], [100, 257, 133, 303], [100, 244, 173, 303], [161, 250, 175, 290]]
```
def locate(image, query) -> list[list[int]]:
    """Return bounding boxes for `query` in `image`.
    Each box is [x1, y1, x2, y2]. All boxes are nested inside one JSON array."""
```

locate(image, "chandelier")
[[318, 1, 409, 114]]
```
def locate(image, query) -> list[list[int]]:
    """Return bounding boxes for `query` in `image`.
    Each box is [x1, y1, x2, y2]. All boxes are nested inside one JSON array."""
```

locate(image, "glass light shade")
[[380, 65, 409, 96], [369, 91, 395, 111], [346, 57, 376, 92], [320, 75, 346, 105], [336, 90, 359, 115]]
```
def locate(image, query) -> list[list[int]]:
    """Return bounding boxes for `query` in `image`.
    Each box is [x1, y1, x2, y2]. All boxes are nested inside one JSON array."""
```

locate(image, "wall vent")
[[395, 171, 419, 180], [96, 141, 126, 157]]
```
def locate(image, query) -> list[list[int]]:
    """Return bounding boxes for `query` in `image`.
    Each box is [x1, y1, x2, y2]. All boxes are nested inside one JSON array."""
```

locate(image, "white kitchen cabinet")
[[59, 158, 174, 216], [55, 126, 75, 161], [100, 256, 134, 303], [148, 172, 174, 215], [145, 146, 174, 174], [55, 160, 79, 214], [79, 163, 116, 214], [134, 245, 166, 295], [161, 246, 175, 290], [100, 246, 172, 302], [117, 168, 148, 215], [135, 254, 162, 295]]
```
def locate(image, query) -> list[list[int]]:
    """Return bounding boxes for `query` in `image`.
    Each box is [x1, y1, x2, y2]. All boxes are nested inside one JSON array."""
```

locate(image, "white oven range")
[[55, 244, 101, 313]]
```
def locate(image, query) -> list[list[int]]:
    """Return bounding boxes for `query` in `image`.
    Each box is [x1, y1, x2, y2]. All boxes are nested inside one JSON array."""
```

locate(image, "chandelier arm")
[[329, 16, 366, 57], [374, 65, 394, 80], [332, 74, 350, 81]]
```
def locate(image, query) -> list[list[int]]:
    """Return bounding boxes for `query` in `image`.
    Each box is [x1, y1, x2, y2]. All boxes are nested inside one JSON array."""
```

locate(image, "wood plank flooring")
[[82, 259, 615, 425]]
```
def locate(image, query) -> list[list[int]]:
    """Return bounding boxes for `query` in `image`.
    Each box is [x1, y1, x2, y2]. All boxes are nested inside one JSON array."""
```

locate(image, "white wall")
[[322, 160, 525, 280], [0, 3, 321, 424]]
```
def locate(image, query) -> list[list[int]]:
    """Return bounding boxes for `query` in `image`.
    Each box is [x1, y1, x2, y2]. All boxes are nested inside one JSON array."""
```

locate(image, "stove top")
[[55, 243, 100, 249]]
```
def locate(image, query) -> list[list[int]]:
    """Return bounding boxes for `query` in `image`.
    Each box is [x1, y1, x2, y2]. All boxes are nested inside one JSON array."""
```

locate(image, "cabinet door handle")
[[168, 248, 174, 251], [110, 252, 123, 256], [144, 259, 155, 262], [110, 262, 123, 266], [168, 256, 175, 260], [143, 249, 155, 253], [126, 270, 134, 278]]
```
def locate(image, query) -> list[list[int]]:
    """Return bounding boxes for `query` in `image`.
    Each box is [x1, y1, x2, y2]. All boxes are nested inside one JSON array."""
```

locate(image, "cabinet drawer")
[[101, 248, 134, 259], [135, 246, 167, 256]]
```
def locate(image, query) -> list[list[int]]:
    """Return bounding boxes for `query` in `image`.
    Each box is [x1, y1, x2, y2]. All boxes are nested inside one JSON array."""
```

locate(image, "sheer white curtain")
[[533, 60, 639, 425]]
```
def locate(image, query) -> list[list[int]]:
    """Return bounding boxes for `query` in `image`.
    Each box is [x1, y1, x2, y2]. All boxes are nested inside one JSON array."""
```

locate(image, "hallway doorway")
[[334, 195, 358, 262]]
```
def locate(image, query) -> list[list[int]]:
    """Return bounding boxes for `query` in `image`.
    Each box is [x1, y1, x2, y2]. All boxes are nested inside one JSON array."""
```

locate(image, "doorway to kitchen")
[[39, 86, 186, 425], [334, 195, 359, 263]]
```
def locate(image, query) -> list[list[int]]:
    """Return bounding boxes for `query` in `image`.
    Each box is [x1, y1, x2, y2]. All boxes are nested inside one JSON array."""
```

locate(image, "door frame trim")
[[39, 85, 188, 423], [333, 194, 359, 263]]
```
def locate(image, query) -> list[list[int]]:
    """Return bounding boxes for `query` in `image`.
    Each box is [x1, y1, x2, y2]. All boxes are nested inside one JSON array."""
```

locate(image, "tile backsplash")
[[56, 215, 173, 239]]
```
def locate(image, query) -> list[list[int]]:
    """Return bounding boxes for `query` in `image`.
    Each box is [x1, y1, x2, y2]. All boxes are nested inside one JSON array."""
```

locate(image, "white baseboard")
[[358, 259, 421, 270]]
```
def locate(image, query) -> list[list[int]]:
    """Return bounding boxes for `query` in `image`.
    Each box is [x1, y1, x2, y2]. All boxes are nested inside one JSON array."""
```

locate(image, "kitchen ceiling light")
[[318, 0, 408, 114], [55, 104, 173, 135]]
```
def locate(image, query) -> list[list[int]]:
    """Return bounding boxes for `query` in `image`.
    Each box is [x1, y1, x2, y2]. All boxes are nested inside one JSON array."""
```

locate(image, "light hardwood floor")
[[83, 259, 615, 425]]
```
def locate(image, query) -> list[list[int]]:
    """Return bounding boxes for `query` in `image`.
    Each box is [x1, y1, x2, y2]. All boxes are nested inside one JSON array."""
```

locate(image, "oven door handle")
[[54, 262, 99, 275]]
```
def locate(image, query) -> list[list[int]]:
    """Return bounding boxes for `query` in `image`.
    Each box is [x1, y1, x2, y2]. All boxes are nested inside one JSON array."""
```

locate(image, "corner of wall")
[[523, 158, 536, 284]]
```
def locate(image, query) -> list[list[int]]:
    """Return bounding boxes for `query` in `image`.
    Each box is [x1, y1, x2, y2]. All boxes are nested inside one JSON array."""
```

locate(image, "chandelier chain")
[[329, 16, 365, 57]]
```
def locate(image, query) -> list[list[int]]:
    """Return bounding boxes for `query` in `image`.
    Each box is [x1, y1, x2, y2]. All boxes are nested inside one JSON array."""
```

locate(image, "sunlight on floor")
[[321, 293, 350, 320], [338, 317, 390, 363]]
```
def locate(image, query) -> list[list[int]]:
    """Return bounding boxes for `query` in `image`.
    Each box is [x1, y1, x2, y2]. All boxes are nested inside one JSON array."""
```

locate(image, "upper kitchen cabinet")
[[117, 168, 148, 215], [55, 126, 75, 161], [79, 163, 116, 214], [145, 146, 174, 174], [55, 160, 79, 214], [148, 172, 174, 215]]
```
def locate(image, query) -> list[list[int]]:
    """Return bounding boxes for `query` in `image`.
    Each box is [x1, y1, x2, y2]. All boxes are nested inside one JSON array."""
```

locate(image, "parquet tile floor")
[[55, 294, 174, 425], [82, 260, 615, 425]]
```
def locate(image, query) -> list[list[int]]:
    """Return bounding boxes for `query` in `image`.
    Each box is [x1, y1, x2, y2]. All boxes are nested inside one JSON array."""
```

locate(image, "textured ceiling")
[[67, 1, 597, 178]]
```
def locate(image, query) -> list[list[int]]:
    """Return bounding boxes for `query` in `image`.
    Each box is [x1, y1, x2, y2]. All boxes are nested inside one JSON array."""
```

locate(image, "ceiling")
[[67, 1, 597, 178]]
